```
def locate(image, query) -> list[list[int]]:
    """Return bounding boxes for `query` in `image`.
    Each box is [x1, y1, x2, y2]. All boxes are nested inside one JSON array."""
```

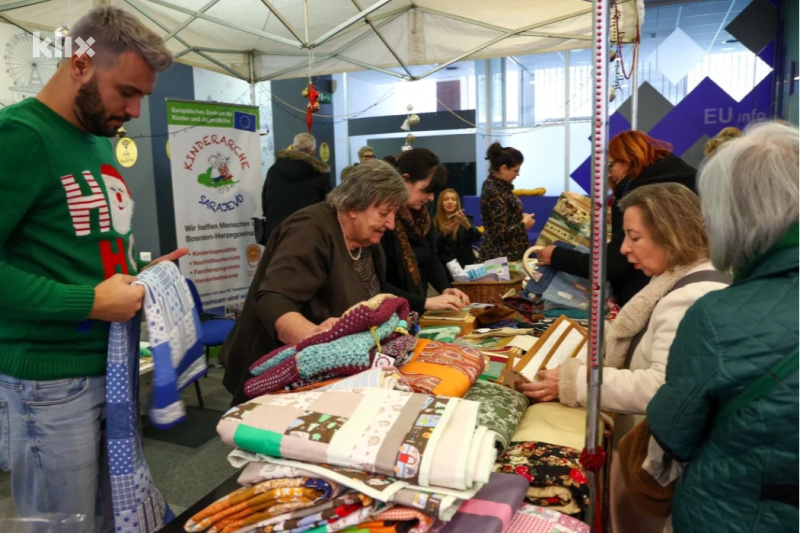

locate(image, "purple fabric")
[[439, 472, 529, 533]]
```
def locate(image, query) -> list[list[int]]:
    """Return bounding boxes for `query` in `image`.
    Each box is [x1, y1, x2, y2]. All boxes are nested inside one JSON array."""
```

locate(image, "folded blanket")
[[417, 326, 461, 344], [463, 381, 528, 452], [135, 261, 206, 428], [396, 340, 484, 398], [437, 472, 528, 533], [494, 441, 590, 514], [185, 477, 337, 532], [218, 388, 496, 491], [362, 506, 436, 533], [230, 451, 480, 521], [245, 296, 413, 397]]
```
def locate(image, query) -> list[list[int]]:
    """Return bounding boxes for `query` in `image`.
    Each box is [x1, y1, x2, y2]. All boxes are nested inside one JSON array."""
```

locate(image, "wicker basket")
[[451, 270, 526, 303]]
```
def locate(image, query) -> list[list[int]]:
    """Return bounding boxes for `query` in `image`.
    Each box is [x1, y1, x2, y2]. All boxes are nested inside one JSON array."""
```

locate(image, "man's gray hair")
[[358, 145, 374, 158], [70, 5, 173, 72], [698, 121, 799, 273], [293, 133, 316, 155], [328, 159, 407, 212]]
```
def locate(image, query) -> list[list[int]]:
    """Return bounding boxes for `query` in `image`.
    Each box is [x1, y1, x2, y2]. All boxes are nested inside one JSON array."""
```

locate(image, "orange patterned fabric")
[[398, 339, 485, 397]]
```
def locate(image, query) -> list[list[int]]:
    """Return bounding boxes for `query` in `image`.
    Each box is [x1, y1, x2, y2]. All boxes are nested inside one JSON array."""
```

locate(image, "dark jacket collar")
[[735, 223, 799, 283]]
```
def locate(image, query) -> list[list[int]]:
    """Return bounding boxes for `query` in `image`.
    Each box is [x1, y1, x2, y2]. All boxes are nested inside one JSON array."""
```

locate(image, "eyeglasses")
[[362, 154, 375, 159], [607, 160, 618, 171]]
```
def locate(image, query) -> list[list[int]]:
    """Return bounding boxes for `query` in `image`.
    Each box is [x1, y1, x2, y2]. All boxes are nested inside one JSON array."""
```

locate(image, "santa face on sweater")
[[101, 164, 134, 235]]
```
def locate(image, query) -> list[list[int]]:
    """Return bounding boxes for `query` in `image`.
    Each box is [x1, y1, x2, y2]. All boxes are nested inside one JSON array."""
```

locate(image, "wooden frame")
[[513, 316, 588, 381]]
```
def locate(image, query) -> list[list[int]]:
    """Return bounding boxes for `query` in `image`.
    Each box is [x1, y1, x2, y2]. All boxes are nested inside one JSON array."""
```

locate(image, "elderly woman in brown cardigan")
[[221, 160, 408, 405]]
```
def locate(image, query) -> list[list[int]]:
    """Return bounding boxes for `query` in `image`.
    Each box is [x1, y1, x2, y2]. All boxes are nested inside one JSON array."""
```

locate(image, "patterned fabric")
[[503, 503, 590, 533], [463, 380, 529, 451], [354, 247, 382, 298], [244, 296, 412, 397], [397, 339, 484, 398], [107, 318, 169, 533], [218, 388, 496, 491], [494, 442, 591, 515], [231, 453, 475, 522], [135, 261, 206, 428], [185, 477, 336, 532], [371, 506, 435, 533], [395, 206, 432, 295], [479, 176, 529, 262]]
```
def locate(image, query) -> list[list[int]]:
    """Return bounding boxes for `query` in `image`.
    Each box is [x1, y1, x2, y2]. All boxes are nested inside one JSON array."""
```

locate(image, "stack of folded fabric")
[[196, 386, 503, 533], [395, 339, 484, 398]]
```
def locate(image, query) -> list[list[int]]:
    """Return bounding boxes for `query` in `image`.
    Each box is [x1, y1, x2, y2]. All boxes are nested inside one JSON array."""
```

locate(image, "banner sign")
[[167, 99, 262, 309]]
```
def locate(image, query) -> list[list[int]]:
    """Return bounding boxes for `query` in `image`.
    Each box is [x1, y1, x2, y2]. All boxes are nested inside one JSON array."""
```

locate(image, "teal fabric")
[[647, 233, 799, 533]]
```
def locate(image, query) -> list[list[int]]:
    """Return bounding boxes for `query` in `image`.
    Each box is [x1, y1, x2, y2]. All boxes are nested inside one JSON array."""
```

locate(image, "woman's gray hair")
[[292, 132, 316, 155], [70, 5, 173, 72], [698, 121, 799, 272], [328, 159, 407, 212]]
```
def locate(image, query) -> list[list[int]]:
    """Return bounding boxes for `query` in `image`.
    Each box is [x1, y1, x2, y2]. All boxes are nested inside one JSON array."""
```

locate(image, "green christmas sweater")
[[0, 98, 140, 380]]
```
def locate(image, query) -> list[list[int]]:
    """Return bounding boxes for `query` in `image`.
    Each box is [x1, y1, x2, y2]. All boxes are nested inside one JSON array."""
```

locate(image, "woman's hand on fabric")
[[522, 213, 535, 230], [425, 293, 467, 311], [536, 245, 555, 266], [516, 367, 560, 402], [314, 317, 339, 334], [443, 287, 470, 305]]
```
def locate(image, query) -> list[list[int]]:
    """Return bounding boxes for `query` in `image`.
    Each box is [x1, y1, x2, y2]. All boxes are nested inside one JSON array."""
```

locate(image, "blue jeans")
[[0, 374, 113, 533]]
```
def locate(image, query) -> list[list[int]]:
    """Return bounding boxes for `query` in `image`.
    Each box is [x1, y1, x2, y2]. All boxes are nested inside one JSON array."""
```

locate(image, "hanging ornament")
[[305, 82, 319, 133], [406, 133, 415, 143], [407, 114, 420, 126]]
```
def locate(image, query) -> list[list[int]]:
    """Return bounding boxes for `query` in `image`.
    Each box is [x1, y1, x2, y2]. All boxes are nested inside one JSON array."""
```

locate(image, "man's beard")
[[74, 76, 130, 137]]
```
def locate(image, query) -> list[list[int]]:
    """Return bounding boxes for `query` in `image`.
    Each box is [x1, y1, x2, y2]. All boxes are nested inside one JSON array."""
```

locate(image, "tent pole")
[[586, 0, 609, 530], [631, 44, 639, 130], [249, 52, 257, 106]]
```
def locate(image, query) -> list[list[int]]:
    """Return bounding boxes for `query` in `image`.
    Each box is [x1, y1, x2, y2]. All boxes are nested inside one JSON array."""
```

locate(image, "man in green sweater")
[[0, 6, 185, 531]]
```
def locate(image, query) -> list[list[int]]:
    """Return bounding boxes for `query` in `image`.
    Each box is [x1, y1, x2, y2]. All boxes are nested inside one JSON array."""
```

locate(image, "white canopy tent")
[[0, 0, 639, 83]]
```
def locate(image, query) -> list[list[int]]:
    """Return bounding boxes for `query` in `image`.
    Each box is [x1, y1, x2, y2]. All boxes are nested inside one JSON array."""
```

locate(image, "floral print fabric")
[[494, 441, 591, 514], [463, 380, 529, 451]]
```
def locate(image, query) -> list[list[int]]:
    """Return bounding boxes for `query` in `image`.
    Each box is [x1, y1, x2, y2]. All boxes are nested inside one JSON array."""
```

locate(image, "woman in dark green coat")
[[647, 122, 799, 532]]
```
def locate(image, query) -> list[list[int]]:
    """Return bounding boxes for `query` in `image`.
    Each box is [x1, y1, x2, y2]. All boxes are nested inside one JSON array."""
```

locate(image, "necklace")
[[336, 212, 362, 261]]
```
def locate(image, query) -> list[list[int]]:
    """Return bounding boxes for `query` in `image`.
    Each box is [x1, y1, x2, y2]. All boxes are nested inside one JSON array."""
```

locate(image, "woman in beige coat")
[[518, 183, 730, 533]]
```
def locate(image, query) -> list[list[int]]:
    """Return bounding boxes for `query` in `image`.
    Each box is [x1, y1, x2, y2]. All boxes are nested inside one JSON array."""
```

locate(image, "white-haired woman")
[[648, 122, 799, 532], [222, 159, 408, 404]]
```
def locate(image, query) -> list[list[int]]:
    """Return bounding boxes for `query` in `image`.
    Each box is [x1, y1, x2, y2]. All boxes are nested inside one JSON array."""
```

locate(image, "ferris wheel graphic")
[[4, 33, 59, 102]]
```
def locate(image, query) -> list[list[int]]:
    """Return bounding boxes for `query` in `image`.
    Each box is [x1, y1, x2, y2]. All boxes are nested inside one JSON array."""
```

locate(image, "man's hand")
[[88, 274, 145, 322], [536, 245, 555, 266], [141, 247, 189, 271]]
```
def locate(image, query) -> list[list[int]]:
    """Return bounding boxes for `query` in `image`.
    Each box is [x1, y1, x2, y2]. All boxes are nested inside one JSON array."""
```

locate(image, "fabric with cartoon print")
[[232, 455, 466, 522], [494, 441, 591, 514], [184, 477, 338, 533], [244, 296, 415, 397], [396, 339, 484, 398], [463, 380, 529, 452], [217, 388, 496, 491], [250, 492, 375, 533]]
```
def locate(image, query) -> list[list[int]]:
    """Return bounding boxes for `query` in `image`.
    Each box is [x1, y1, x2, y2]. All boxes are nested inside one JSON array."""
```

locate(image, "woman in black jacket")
[[536, 130, 696, 306], [381, 150, 470, 313], [434, 187, 481, 273]]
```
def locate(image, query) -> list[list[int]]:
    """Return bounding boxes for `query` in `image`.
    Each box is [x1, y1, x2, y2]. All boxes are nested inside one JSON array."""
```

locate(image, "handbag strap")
[[712, 348, 799, 428]]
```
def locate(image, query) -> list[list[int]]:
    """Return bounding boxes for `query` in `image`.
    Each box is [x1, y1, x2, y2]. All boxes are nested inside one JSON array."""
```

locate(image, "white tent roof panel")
[[0, 0, 640, 81]]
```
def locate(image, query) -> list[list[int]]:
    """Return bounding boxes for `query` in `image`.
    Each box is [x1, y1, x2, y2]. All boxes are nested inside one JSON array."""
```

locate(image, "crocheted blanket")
[[218, 388, 497, 491], [244, 295, 413, 397]]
